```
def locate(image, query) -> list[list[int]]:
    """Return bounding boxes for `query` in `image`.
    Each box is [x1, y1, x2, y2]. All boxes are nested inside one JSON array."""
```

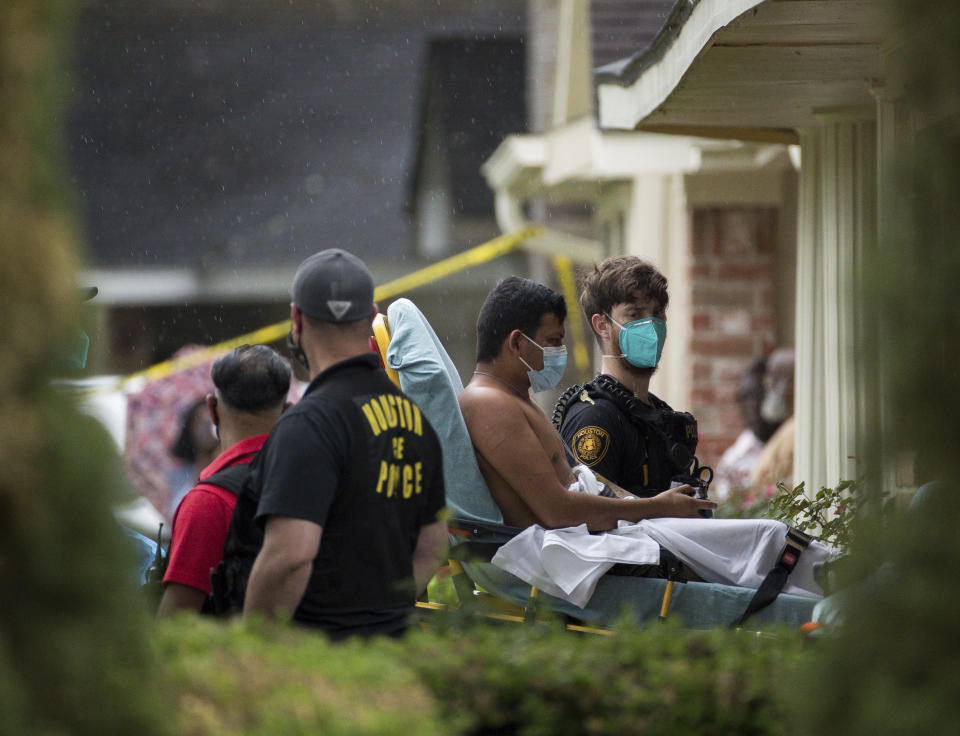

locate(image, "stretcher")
[[374, 298, 818, 629]]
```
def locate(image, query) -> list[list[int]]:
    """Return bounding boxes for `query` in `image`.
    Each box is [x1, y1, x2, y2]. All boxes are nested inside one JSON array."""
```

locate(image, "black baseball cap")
[[291, 249, 374, 322]]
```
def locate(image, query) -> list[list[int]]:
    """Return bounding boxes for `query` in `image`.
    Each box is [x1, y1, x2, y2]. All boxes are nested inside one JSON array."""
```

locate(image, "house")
[[69, 0, 525, 380], [483, 0, 799, 470], [589, 0, 898, 495]]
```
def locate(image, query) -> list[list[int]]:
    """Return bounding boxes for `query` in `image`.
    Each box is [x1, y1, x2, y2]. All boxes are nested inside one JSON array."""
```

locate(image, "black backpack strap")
[[607, 546, 690, 582], [198, 462, 251, 496], [552, 383, 584, 430], [589, 375, 700, 481], [732, 527, 813, 628]]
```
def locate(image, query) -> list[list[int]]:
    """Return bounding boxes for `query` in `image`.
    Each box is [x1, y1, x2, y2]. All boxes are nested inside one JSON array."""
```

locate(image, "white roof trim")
[[597, 0, 765, 130], [80, 267, 295, 305], [483, 120, 703, 197]]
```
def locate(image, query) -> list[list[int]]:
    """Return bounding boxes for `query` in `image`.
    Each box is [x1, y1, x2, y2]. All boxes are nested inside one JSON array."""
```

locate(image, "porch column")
[[872, 82, 914, 493], [795, 113, 876, 493], [623, 173, 690, 410]]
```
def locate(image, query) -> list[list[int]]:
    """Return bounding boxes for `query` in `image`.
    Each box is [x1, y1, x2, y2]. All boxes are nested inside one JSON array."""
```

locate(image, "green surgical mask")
[[604, 315, 666, 369]]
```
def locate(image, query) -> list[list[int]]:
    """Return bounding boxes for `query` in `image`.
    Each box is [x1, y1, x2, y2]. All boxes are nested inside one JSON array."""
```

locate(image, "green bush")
[[156, 614, 811, 736], [155, 616, 450, 736], [1, 0, 169, 734], [789, 501, 960, 735], [792, 2, 960, 733], [764, 480, 895, 552], [404, 618, 808, 736]]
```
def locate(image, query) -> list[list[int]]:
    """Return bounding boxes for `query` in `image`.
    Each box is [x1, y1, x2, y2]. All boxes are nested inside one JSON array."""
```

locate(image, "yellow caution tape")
[[90, 226, 542, 395], [553, 254, 591, 383], [372, 225, 541, 302]]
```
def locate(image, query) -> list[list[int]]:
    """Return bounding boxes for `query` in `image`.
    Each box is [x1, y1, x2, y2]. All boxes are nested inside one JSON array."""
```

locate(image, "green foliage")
[[721, 480, 893, 553], [155, 614, 812, 736], [765, 480, 885, 552], [0, 0, 169, 734], [788, 498, 960, 735], [792, 2, 960, 734], [403, 617, 808, 736], [715, 485, 773, 520], [155, 616, 450, 736], [0, 394, 170, 736], [426, 570, 460, 606]]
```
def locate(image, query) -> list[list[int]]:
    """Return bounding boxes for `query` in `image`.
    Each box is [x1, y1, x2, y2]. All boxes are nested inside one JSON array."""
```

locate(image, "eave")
[[596, 0, 886, 140]]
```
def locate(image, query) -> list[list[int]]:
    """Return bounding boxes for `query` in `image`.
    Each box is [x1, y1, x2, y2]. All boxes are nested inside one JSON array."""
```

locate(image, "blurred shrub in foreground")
[[155, 616, 449, 736], [790, 1, 960, 733], [156, 614, 810, 736], [0, 0, 169, 734]]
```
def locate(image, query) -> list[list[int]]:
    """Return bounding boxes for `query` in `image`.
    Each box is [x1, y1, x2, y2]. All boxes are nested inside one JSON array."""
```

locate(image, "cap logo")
[[327, 300, 353, 320]]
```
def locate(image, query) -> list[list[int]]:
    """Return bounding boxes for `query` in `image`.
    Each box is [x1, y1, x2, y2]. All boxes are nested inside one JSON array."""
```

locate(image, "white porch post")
[[795, 113, 876, 493], [623, 173, 690, 410], [872, 82, 914, 492]]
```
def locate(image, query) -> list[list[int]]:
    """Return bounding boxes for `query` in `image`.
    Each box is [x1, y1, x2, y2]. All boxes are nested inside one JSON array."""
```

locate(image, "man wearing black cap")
[[221, 249, 447, 639]]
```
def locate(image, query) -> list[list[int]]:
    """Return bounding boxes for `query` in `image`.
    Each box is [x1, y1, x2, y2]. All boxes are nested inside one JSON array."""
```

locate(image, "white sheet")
[[492, 518, 834, 608], [635, 518, 833, 598], [492, 523, 660, 607]]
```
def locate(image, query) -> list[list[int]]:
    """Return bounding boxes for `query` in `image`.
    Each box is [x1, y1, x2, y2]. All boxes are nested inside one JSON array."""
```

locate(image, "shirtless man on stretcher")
[[459, 276, 716, 532]]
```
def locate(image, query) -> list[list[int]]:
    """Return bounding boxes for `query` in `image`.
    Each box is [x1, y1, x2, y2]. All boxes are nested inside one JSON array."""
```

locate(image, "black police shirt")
[[559, 387, 672, 498], [250, 353, 445, 637]]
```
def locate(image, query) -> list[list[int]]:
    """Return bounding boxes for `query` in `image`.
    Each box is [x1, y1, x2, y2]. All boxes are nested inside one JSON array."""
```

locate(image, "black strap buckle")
[[780, 527, 813, 573], [731, 526, 813, 628]]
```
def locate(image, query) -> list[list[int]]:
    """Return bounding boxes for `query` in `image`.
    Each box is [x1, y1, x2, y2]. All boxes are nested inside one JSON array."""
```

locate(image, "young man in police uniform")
[[554, 256, 702, 498], [459, 277, 713, 532], [157, 345, 291, 616], [223, 249, 447, 639]]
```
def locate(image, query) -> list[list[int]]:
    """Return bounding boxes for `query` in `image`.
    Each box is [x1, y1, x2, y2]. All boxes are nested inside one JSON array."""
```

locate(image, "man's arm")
[[157, 488, 233, 616], [243, 516, 321, 621], [460, 387, 714, 531], [157, 583, 207, 616], [412, 519, 448, 596]]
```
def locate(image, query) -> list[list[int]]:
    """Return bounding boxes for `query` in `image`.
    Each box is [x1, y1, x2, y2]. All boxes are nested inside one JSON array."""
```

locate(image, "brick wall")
[[688, 207, 779, 469]]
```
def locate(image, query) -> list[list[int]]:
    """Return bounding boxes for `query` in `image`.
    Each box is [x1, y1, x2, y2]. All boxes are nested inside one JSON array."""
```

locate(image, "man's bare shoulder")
[[459, 382, 532, 443], [459, 382, 522, 417]]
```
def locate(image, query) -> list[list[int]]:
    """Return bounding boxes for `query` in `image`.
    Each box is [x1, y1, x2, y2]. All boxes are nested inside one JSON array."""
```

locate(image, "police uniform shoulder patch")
[[571, 425, 610, 467]]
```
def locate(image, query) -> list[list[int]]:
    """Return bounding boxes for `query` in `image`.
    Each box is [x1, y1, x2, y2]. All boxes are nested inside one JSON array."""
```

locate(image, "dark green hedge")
[[154, 616, 448, 736], [404, 618, 808, 736], [154, 614, 809, 736]]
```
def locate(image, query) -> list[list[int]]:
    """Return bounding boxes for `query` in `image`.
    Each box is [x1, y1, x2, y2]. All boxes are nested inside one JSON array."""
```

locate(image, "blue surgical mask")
[[760, 387, 790, 423], [604, 315, 666, 369], [519, 333, 567, 392]]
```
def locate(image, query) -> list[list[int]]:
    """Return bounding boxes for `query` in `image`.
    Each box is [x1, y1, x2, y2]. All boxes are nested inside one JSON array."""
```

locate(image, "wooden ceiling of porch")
[[598, 0, 888, 142]]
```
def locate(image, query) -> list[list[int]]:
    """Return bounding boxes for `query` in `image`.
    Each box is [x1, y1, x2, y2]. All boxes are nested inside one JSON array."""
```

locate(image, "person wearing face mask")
[[215, 249, 448, 638], [712, 357, 779, 502], [750, 347, 796, 493], [553, 257, 704, 499], [459, 276, 714, 531]]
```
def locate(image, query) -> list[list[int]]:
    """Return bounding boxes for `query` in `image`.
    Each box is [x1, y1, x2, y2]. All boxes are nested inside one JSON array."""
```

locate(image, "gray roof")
[[409, 37, 526, 215], [67, 2, 524, 269], [593, 0, 692, 84], [591, 0, 679, 69]]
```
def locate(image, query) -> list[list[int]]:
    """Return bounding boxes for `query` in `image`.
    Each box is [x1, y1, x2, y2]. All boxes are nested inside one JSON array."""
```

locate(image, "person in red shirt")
[[157, 344, 291, 616]]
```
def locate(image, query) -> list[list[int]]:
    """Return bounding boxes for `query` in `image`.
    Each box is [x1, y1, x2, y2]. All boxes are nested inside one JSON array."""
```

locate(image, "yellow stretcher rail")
[[90, 224, 599, 394]]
